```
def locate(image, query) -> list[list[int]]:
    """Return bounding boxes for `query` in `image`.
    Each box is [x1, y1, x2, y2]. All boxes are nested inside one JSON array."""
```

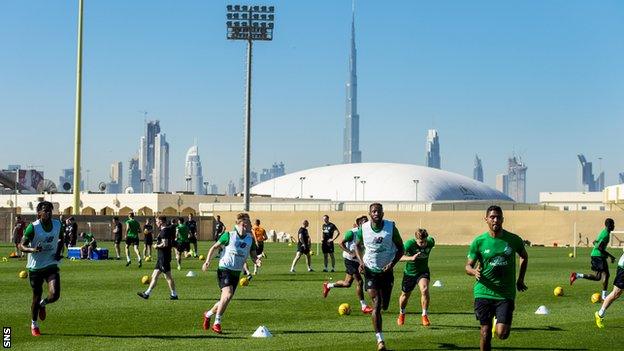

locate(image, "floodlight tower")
[[226, 4, 275, 211]]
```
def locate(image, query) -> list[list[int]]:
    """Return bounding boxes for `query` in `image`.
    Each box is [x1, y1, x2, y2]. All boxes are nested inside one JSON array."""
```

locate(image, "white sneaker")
[[290, 269, 295, 273]]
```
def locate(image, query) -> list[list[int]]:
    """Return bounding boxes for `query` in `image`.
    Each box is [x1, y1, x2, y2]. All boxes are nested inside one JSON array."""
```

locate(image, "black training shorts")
[[321, 241, 334, 254], [29, 265, 60, 295], [217, 268, 240, 292], [144, 234, 153, 246], [474, 298, 515, 325], [344, 259, 360, 275], [401, 271, 430, 293], [614, 267, 624, 289], [125, 237, 139, 246], [297, 244, 310, 254], [189, 235, 197, 244], [114, 234, 122, 245], [156, 252, 172, 273], [177, 241, 190, 253], [591, 256, 608, 273], [364, 267, 394, 311]]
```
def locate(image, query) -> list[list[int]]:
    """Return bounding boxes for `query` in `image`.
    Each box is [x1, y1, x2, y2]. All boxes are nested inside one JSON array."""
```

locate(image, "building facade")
[[184, 145, 204, 195], [426, 129, 441, 169]]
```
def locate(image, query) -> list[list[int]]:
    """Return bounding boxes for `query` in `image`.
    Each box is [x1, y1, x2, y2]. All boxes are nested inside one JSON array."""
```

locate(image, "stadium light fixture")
[[226, 4, 275, 211], [353, 176, 360, 201]]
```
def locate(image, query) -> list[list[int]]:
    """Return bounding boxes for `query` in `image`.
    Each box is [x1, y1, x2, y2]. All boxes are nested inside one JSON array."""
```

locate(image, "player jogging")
[[201, 213, 261, 334], [397, 228, 435, 327], [321, 215, 340, 272], [465, 205, 528, 351], [112, 216, 122, 260], [186, 213, 199, 257], [570, 218, 616, 300], [137, 215, 178, 300], [290, 219, 314, 273], [252, 219, 267, 274], [18, 201, 64, 336], [125, 212, 142, 267], [594, 249, 624, 328], [354, 203, 404, 351], [143, 218, 154, 259], [323, 215, 373, 314], [175, 217, 190, 270]]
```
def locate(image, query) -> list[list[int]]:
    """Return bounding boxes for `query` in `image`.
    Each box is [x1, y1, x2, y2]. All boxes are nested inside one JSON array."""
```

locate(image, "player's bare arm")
[[203, 242, 224, 271], [465, 258, 481, 280], [516, 248, 528, 291]]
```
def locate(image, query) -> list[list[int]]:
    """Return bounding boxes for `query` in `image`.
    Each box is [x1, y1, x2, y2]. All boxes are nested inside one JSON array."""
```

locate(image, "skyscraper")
[[425, 129, 441, 169], [59, 168, 83, 191], [138, 120, 161, 193], [343, 2, 361, 164], [506, 156, 527, 202], [107, 161, 123, 194], [153, 133, 169, 192], [473, 154, 483, 182], [128, 157, 141, 193], [619, 172, 624, 184], [496, 174, 508, 194], [184, 145, 204, 194], [577, 154, 604, 191]]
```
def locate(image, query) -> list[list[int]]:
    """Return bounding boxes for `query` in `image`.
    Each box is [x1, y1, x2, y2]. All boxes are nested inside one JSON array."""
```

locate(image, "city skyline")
[[343, 1, 361, 164], [1, 1, 623, 202], [426, 129, 441, 169]]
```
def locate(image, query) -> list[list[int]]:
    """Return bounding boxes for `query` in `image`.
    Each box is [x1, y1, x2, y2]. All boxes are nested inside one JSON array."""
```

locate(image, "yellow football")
[[141, 275, 151, 285], [239, 276, 249, 287], [338, 303, 351, 316], [145, 256, 151, 262], [568, 253, 574, 258], [18, 270, 28, 279], [591, 293, 601, 304], [199, 255, 205, 261], [2, 257, 8, 262], [310, 250, 316, 256], [553, 287, 563, 297]]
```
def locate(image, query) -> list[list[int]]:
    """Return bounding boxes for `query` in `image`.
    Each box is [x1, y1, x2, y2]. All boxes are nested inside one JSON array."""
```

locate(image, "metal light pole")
[[353, 176, 360, 201], [299, 176, 306, 198], [360, 180, 366, 201], [226, 4, 275, 211], [72, 0, 84, 215], [413, 179, 419, 201]]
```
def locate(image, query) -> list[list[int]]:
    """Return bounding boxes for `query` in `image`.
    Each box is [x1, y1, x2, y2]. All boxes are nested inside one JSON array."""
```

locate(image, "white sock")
[[576, 273, 584, 278], [360, 300, 367, 308], [215, 314, 222, 324], [39, 299, 47, 307], [171, 290, 177, 297], [375, 332, 384, 342], [327, 283, 335, 288], [205, 310, 214, 318], [144, 288, 152, 295], [598, 308, 606, 317], [422, 309, 428, 316], [400, 307, 406, 314], [601, 290, 608, 299], [31, 320, 38, 328]]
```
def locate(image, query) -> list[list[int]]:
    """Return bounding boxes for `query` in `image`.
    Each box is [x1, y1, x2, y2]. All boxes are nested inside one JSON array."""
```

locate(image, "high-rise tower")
[[473, 154, 483, 182], [426, 129, 441, 169], [343, 1, 361, 164], [139, 120, 161, 193], [184, 144, 204, 194]]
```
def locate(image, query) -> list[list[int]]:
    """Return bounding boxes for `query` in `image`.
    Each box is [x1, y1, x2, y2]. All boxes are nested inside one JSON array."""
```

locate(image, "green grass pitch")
[[1, 242, 622, 350]]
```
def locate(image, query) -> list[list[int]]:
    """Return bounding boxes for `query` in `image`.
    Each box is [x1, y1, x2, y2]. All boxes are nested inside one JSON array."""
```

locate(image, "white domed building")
[[250, 163, 512, 202]]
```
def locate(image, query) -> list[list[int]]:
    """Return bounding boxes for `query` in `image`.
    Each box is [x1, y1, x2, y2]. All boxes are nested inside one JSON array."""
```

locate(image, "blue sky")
[[1, 0, 623, 202]]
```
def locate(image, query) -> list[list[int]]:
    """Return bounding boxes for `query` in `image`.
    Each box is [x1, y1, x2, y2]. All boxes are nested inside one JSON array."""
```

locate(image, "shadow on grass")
[[432, 324, 564, 332], [436, 344, 587, 350], [53, 333, 244, 340], [277, 330, 414, 335], [179, 298, 277, 302]]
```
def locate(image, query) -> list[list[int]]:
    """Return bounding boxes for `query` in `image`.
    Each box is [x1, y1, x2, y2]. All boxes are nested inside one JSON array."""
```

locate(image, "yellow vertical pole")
[[72, 0, 84, 215]]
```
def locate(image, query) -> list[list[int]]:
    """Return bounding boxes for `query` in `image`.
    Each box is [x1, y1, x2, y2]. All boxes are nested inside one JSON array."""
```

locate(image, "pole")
[[243, 37, 253, 212], [72, 0, 84, 215], [573, 221, 577, 258]]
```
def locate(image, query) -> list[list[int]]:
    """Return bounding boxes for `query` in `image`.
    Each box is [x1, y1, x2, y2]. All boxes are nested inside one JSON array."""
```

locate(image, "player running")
[[186, 213, 199, 257], [465, 205, 528, 351], [570, 218, 616, 300], [201, 213, 261, 334], [18, 201, 64, 336], [175, 217, 191, 270], [323, 215, 373, 314], [321, 215, 340, 272], [124, 212, 142, 267], [137, 215, 178, 300], [252, 219, 267, 274], [595, 249, 624, 328], [397, 228, 435, 327], [143, 218, 154, 259], [354, 203, 404, 351], [112, 216, 123, 260]]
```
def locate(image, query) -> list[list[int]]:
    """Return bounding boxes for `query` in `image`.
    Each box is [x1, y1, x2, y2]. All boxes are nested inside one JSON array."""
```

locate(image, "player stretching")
[[19, 201, 64, 336], [354, 203, 404, 351], [137, 215, 178, 300], [201, 213, 261, 334], [595, 249, 624, 328], [323, 215, 373, 314], [397, 228, 435, 327], [465, 205, 528, 351], [125, 212, 142, 267], [570, 218, 616, 300]]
